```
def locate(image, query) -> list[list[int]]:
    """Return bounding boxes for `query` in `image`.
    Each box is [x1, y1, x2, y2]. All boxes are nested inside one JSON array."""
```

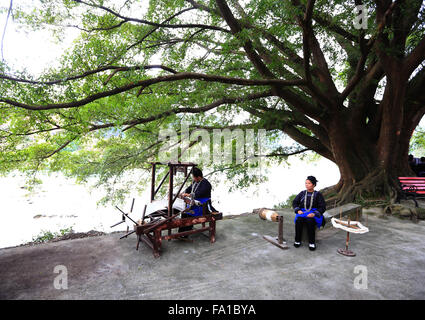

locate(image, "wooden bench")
[[397, 177, 425, 207]]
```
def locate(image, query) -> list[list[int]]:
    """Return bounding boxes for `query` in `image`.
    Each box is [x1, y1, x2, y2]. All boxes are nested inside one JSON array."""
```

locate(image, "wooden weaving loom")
[[111, 161, 222, 258]]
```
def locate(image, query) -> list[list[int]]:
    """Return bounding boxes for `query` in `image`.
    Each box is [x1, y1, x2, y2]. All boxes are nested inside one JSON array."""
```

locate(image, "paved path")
[[1, 211, 425, 299]]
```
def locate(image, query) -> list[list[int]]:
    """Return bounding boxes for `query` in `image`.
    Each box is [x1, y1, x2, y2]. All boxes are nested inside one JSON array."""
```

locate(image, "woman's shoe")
[[309, 243, 316, 251], [294, 241, 301, 248]]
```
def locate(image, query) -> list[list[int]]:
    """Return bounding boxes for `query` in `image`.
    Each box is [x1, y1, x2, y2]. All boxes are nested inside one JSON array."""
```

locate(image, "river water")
[[0, 157, 339, 248]]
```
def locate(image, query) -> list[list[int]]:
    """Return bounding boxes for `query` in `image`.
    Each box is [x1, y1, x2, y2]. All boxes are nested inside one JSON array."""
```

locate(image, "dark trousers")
[[178, 212, 194, 233], [295, 217, 316, 244]]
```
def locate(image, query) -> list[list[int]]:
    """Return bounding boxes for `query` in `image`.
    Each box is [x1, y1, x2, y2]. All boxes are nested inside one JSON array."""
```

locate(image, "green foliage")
[[32, 230, 56, 243], [410, 126, 425, 156], [0, 0, 423, 205], [273, 193, 297, 209], [32, 226, 74, 243]]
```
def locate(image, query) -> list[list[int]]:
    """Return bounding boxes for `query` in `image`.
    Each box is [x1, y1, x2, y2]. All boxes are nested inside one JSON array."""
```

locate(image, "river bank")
[[0, 156, 340, 248]]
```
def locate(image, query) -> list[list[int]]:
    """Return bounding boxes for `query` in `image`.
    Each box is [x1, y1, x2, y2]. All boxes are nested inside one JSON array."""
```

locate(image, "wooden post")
[[136, 235, 140, 251], [151, 163, 156, 202], [153, 229, 161, 258], [210, 219, 216, 243], [172, 167, 193, 204], [346, 218, 351, 250], [168, 164, 174, 240], [141, 204, 147, 224], [154, 171, 169, 198], [366, 210, 368, 227], [345, 232, 350, 251], [168, 165, 174, 217], [278, 216, 283, 244], [156, 229, 162, 252]]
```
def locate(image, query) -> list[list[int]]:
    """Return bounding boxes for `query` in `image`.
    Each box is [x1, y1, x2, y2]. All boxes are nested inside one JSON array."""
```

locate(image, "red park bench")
[[397, 177, 425, 207]]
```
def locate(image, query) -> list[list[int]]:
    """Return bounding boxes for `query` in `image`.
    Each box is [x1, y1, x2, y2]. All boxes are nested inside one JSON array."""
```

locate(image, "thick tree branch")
[[0, 64, 178, 86], [373, 1, 400, 72], [341, 39, 374, 100], [291, 0, 339, 108], [282, 124, 334, 161], [87, 90, 275, 132], [1, 73, 304, 110], [312, 13, 358, 43], [405, 66, 425, 117], [405, 35, 425, 76]]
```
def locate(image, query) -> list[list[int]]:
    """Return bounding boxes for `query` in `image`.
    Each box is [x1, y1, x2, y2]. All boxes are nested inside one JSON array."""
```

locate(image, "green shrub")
[[59, 227, 73, 236], [273, 194, 297, 209], [32, 227, 74, 243], [32, 230, 56, 243]]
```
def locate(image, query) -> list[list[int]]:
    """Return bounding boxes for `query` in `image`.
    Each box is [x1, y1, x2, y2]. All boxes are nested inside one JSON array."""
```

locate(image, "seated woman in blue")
[[292, 176, 326, 251], [178, 167, 212, 237]]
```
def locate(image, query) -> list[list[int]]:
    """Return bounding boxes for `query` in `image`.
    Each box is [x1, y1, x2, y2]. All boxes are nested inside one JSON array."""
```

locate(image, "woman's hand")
[[307, 213, 315, 218], [297, 210, 303, 214]]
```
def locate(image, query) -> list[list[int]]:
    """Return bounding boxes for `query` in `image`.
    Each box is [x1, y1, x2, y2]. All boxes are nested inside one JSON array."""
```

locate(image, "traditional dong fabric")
[[294, 208, 324, 229], [186, 197, 210, 216]]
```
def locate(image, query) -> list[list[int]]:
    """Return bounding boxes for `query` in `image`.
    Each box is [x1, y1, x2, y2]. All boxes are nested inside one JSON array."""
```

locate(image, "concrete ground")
[[1, 209, 425, 300]]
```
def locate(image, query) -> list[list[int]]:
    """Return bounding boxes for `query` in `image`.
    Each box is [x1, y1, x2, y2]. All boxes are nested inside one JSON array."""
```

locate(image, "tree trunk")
[[318, 77, 418, 206]]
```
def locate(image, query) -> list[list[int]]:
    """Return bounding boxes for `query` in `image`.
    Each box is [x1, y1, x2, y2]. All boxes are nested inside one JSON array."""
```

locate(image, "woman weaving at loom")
[[292, 176, 326, 251], [177, 167, 213, 238]]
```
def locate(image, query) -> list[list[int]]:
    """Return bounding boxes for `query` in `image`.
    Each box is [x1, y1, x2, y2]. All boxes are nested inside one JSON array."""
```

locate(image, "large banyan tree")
[[0, 0, 424, 204]]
